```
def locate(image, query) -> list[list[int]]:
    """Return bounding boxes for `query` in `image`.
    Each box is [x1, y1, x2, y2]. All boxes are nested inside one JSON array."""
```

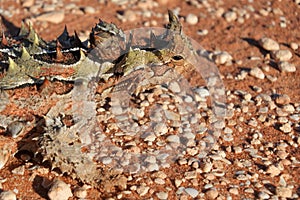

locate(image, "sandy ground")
[[0, 0, 299, 199]]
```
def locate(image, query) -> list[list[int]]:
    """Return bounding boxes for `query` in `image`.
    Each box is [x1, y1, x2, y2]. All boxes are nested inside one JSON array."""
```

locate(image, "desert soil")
[[0, 0, 299, 199]]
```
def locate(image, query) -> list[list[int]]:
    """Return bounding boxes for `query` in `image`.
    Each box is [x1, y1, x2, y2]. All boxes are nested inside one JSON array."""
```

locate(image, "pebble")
[[186, 14, 198, 25], [12, 165, 25, 175], [7, 121, 24, 138], [275, 94, 290, 105], [197, 29, 209, 36], [156, 191, 168, 200], [283, 104, 295, 113], [195, 87, 210, 98], [279, 123, 292, 133], [154, 123, 168, 135], [244, 188, 254, 193], [22, 0, 35, 7], [213, 51, 233, 65], [65, 3, 77, 10], [0, 190, 16, 200], [123, 10, 137, 22], [168, 81, 181, 93], [250, 67, 265, 79], [83, 6, 96, 14], [259, 37, 280, 51], [0, 143, 11, 170], [258, 191, 270, 199], [248, 118, 258, 127], [229, 187, 239, 195], [184, 171, 197, 179], [202, 162, 213, 173], [147, 163, 159, 172], [164, 110, 180, 121], [205, 188, 219, 199], [48, 180, 73, 200], [43, 4, 56, 12], [184, 187, 199, 198], [73, 186, 88, 199], [290, 42, 298, 50], [154, 178, 165, 185], [266, 165, 281, 177], [36, 11, 65, 24], [276, 187, 293, 198], [272, 50, 293, 61], [136, 185, 149, 196], [278, 61, 296, 72], [223, 11, 237, 22], [166, 135, 180, 143]]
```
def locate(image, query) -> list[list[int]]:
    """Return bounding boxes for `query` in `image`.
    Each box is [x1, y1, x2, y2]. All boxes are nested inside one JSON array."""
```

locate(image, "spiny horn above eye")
[[167, 10, 182, 33]]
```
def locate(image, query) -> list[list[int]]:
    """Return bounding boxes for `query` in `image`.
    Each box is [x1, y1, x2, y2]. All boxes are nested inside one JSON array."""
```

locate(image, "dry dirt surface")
[[0, 0, 300, 199]]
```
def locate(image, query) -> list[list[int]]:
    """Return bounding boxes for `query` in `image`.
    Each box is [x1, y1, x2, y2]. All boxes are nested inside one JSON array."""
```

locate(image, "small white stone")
[[250, 67, 265, 79], [186, 14, 198, 25], [166, 135, 180, 143], [195, 87, 210, 97], [168, 81, 181, 93], [147, 163, 159, 172], [280, 123, 292, 133], [74, 186, 88, 199], [272, 50, 293, 61], [164, 110, 180, 121], [223, 11, 237, 22], [156, 191, 168, 200], [258, 191, 270, 199], [213, 51, 233, 65], [123, 10, 137, 22], [102, 157, 112, 165], [48, 180, 73, 200], [276, 187, 293, 198], [202, 162, 213, 173], [83, 6, 96, 14], [0, 144, 10, 170], [136, 185, 149, 196], [154, 178, 165, 185], [197, 29, 209, 36], [22, 0, 35, 7], [184, 171, 197, 179], [229, 187, 239, 195], [184, 188, 199, 198], [0, 190, 16, 200], [278, 61, 296, 72], [259, 37, 280, 51], [36, 11, 65, 24], [267, 165, 281, 177], [275, 94, 291, 105], [290, 42, 298, 50], [205, 188, 219, 199], [12, 165, 25, 175], [43, 4, 56, 12], [154, 123, 168, 135]]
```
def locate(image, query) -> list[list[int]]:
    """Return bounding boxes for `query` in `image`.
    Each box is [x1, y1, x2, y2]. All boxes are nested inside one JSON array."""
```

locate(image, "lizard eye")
[[172, 55, 184, 61]]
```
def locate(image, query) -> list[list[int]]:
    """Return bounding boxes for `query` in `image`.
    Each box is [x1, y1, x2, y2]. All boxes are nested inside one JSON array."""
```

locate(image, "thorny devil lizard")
[[0, 10, 222, 190], [0, 10, 196, 90]]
